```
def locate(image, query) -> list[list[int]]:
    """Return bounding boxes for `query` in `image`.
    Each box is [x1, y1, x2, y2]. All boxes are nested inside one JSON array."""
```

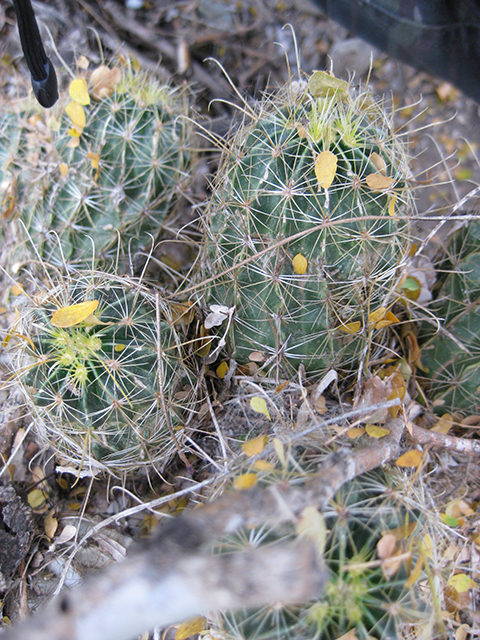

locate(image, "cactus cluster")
[[1, 63, 194, 269], [197, 72, 413, 380], [12, 271, 197, 474], [418, 219, 480, 414], [211, 463, 442, 640]]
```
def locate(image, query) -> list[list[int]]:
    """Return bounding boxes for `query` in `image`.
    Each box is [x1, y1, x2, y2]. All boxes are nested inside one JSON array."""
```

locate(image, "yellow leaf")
[[388, 195, 397, 216], [346, 427, 364, 439], [431, 414, 453, 434], [404, 554, 424, 587], [315, 151, 337, 190], [216, 361, 229, 379], [51, 300, 99, 328], [69, 78, 90, 105], [308, 71, 349, 98], [366, 173, 395, 190], [370, 152, 387, 174], [76, 55, 90, 70], [421, 533, 433, 559], [375, 310, 400, 329], [297, 506, 327, 556], [292, 253, 308, 275], [242, 435, 268, 457], [338, 321, 361, 334], [44, 510, 58, 539], [395, 449, 423, 468], [253, 459, 275, 471], [448, 574, 477, 593], [365, 424, 390, 439], [175, 616, 206, 640], [114, 344, 126, 352], [233, 473, 257, 490], [273, 437, 286, 467], [28, 489, 46, 509], [250, 396, 271, 420], [368, 307, 386, 325], [87, 151, 101, 180], [65, 102, 86, 132], [60, 163, 68, 178]]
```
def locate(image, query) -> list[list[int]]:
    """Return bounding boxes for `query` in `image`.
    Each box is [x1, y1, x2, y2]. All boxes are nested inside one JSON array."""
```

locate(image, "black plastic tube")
[[11, 0, 58, 107]]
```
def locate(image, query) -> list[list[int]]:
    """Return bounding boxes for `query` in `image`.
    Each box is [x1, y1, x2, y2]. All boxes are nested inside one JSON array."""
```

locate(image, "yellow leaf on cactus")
[[175, 616, 206, 640], [59, 163, 68, 178], [69, 78, 90, 105], [366, 173, 395, 190], [250, 396, 271, 420], [315, 150, 337, 190], [338, 320, 361, 334], [308, 70, 349, 98], [90, 66, 122, 100], [292, 253, 308, 274], [65, 102, 86, 132], [370, 151, 387, 174], [51, 300, 99, 328], [388, 195, 397, 216]]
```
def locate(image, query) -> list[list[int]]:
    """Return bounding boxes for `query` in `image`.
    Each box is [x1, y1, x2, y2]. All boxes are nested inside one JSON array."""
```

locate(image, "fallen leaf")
[[65, 101, 86, 133], [370, 152, 387, 174], [44, 510, 58, 539], [28, 489, 46, 509], [337, 321, 361, 334], [315, 150, 337, 190], [388, 195, 397, 216], [377, 533, 397, 559], [175, 616, 206, 640], [52, 300, 99, 328], [292, 253, 308, 275], [346, 427, 364, 439], [365, 173, 395, 190], [253, 459, 275, 471], [297, 506, 327, 556], [56, 524, 77, 544], [395, 449, 422, 468], [404, 554, 424, 587], [242, 435, 268, 457], [308, 70, 349, 98], [448, 574, 477, 593], [365, 424, 390, 438], [250, 396, 271, 420], [233, 473, 257, 490], [431, 414, 453, 434], [90, 65, 122, 100], [216, 361, 229, 379], [59, 163, 68, 178], [87, 151, 101, 180], [204, 305, 234, 329], [69, 78, 90, 105]]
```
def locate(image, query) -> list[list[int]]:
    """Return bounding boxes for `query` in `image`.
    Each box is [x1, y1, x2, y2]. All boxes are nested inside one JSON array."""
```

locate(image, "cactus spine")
[[197, 72, 413, 380]]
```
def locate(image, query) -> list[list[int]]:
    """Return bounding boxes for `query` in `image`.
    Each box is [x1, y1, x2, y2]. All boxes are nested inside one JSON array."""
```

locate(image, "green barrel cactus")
[[418, 219, 480, 414], [197, 72, 413, 379], [0, 62, 194, 269], [211, 464, 442, 640], [9, 271, 197, 475]]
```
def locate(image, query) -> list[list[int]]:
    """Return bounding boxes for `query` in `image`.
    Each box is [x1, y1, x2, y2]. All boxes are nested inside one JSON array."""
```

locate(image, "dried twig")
[[0, 417, 406, 640]]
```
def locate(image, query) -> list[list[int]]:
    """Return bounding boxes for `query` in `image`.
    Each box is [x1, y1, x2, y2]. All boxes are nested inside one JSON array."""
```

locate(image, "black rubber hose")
[[11, 0, 58, 108]]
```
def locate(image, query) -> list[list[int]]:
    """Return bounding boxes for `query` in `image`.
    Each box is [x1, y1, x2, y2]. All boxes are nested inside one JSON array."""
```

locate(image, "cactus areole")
[[201, 72, 412, 379]]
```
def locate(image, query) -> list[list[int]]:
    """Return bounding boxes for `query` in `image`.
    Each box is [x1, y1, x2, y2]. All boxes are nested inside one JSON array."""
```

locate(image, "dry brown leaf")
[[90, 66, 122, 100]]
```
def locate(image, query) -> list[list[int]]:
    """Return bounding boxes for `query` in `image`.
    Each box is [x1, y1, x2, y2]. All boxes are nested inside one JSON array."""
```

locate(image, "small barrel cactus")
[[9, 271, 197, 475], [196, 72, 413, 380], [1, 62, 194, 269], [418, 219, 480, 414], [211, 465, 442, 640]]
